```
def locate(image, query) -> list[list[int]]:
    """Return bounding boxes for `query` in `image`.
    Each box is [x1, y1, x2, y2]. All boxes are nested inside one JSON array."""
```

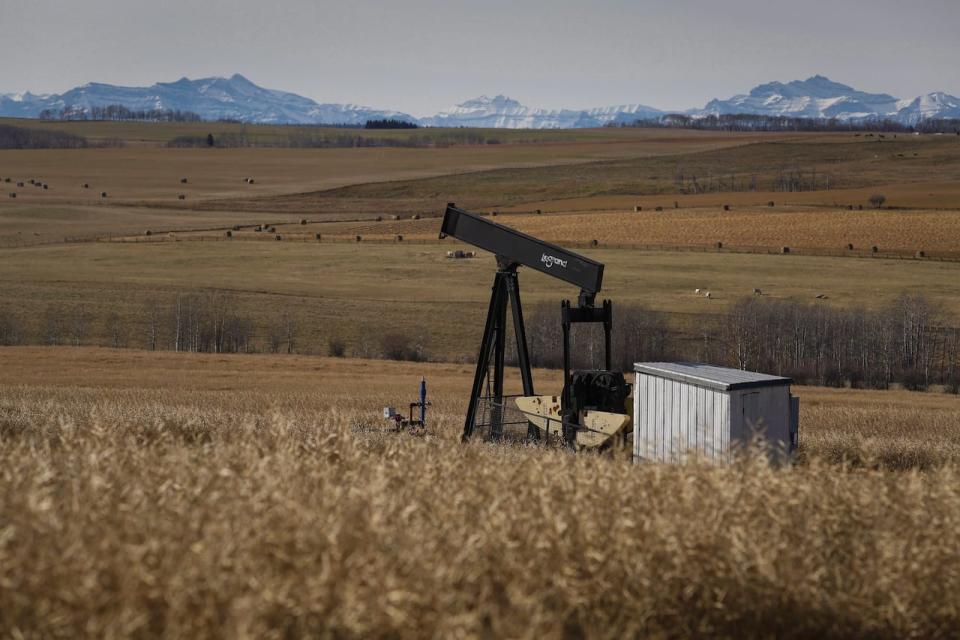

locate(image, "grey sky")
[[2, 0, 957, 116]]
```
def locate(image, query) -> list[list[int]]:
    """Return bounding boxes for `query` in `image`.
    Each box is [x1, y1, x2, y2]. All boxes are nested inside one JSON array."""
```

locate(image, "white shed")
[[633, 362, 799, 463]]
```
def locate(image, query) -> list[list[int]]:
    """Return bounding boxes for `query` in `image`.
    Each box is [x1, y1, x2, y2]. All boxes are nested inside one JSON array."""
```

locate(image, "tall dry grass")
[[1, 385, 960, 638]]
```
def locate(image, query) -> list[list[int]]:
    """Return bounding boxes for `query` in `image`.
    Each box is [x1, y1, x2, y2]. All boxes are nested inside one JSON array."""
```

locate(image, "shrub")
[[328, 338, 346, 358]]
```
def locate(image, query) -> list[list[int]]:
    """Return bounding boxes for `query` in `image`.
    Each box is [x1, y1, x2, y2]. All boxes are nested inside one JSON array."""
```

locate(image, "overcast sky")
[[2, 0, 957, 116]]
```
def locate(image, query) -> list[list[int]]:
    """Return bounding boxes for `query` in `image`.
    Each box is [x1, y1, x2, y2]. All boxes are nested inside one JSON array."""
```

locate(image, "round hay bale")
[[846, 243, 854, 250], [535, 209, 542, 215], [768, 201, 775, 207], [723, 204, 730, 211], [300, 219, 307, 225], [412, 214, 421, 220], [375, 216, 382, 222], [226, 230, 233, 238], [275, 234, 282, 241], [82, 183, 89, 189], [391, 215, 400, 220], [781, 246, 790, 254], [42, 184, 48, 190], [248, 179, 255, 184], [355, 235, 362, 242], [590, 239, 599, 247], [395, 234, 404, 242], [634, 205, 642, 212], [180, 177, 188, 184], [716, 241, 723, 249], [145, 230, 152, 236], [178, 194, 186, 200], [315, 233, 322, 240], [100, 192, 107, 198], [655, 206, 663, 212], [871, 245, 879, 253], [916, 250, 926, 258], [8, 193, 16, 199]]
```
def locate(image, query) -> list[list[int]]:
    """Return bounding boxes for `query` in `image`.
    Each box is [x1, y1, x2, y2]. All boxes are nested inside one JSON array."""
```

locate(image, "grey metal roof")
[[633, 362, 792, 391]]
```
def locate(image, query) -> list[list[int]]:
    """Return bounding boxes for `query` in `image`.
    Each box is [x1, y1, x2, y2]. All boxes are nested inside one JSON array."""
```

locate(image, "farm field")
[[2, 240, 959, 358], [2, 346, 960, 637], [311, 205, 960, 255]]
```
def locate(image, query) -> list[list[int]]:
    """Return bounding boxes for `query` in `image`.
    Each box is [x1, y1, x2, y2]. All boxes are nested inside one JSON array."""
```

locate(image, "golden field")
[[2, 347, 960, 638]]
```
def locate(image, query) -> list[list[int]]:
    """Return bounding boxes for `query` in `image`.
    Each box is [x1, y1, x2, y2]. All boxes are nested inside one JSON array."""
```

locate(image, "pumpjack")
[[439, 204, 631, 450]]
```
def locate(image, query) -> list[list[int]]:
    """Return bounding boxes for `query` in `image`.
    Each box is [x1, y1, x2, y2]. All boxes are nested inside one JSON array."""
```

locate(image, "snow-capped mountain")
[[2, 74, 959, 127], [697, 75, 901, 121], [0, 74, 416, 125], [894, 92, 960, 124], [421, 94, 663, 129]]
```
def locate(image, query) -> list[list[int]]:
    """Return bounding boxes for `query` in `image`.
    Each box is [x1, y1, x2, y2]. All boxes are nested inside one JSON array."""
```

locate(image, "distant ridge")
[[1, 74, 958, 128]]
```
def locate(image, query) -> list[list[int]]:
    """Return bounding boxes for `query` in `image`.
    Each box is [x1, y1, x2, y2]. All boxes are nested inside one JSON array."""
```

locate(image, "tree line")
[[515, 294, 960, 393], [2, 292, 956, 392], [364, 119, 419, 129], [166, 130, 509, 149], [0, 124, 89, 149], [613, 113, 960, 134], [39, 104, 203, 122]]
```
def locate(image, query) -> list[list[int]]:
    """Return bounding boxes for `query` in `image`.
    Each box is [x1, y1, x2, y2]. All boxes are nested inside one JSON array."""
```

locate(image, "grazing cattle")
[[704, 292, 712, 299], [8, 193, 15, 198], [753, 288, 762, 295], [694, 288, 701, 294], [178, 194, 186, 200], [815, 294, 827, 299]]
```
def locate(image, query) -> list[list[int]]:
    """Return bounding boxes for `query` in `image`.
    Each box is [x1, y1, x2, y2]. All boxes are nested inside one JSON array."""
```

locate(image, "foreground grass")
[[2, 349, 960, 637]]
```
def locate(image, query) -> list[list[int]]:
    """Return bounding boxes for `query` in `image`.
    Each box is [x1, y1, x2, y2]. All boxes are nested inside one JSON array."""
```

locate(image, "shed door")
[[742, 392, 761, 436]]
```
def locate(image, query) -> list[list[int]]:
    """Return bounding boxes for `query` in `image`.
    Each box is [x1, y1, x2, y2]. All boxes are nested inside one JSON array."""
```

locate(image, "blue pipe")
[[419, 377, 427, 425]]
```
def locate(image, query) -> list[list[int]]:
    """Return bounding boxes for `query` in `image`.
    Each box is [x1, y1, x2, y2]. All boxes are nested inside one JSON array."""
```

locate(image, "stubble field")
[[2, 347, 960, 638]]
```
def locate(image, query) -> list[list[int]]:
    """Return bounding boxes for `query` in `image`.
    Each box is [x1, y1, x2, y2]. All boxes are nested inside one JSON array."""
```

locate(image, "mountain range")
[[2, 74, 958, 128]]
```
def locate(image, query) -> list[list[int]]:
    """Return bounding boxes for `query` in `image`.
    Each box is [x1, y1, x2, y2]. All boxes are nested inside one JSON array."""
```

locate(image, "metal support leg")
[[603, 299, 613, 371], [490, 275, 508, 440], [463, 272, 506, 441], [506, 273, 537, 439]]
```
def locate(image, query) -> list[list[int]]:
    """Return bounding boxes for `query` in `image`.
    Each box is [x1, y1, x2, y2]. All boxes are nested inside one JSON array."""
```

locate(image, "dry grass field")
[[2, 347, 960, 638], [313, 205, 960, 255], [2, 240, 959, 358]]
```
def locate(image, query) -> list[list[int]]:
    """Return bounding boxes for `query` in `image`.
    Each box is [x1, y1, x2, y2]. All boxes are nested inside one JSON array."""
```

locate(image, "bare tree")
[[68, 306, 91, 346], [869, 194, 887, 209], [104, 312, 127, 348], [42, 305, 66, 346], [144, 300, 162, 351], [0, 307, 22, 345]]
